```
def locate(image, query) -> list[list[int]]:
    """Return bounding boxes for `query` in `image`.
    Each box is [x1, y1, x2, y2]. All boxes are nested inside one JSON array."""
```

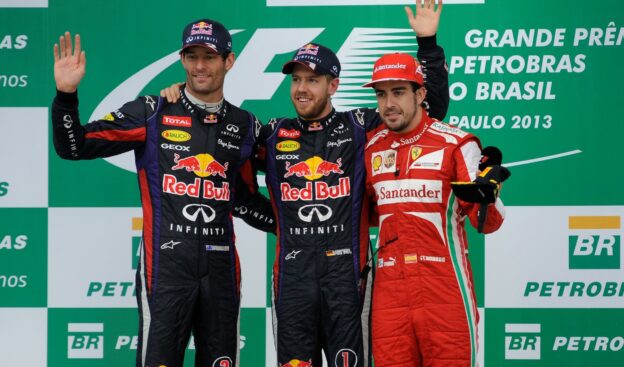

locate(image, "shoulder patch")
[[430, 121, 468, 138], [366, 128, 389, 149]]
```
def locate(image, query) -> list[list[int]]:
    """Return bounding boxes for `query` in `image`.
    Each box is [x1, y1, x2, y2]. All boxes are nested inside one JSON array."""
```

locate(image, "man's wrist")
[[417, 35, 438, 50], [55, 89, 78, 106]]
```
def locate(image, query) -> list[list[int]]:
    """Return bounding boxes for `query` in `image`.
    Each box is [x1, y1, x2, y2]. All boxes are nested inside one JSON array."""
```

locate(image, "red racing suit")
[[365, 112, 505, 367]]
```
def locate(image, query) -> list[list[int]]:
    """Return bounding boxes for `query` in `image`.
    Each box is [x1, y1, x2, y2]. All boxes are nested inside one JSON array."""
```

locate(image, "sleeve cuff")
[[54, 90, 78, 107], [417, 35, 438, 50]]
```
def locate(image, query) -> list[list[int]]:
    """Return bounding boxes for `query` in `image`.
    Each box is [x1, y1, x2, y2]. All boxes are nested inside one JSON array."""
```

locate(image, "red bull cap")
[[282, 43, 341, 78], [362, 53, 424, 88], [180, 18, 232, 55]]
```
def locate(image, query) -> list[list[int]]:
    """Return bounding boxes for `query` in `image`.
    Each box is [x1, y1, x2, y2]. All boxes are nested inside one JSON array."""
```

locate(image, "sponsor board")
[[485, 207, 624, 308]]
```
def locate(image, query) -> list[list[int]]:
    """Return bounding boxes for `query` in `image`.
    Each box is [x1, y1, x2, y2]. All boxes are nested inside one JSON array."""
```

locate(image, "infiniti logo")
[[298, 204, 332, 223], [183, 204, 216, 223], [226, 124, 239, 133], [63, 114, 73, 129]]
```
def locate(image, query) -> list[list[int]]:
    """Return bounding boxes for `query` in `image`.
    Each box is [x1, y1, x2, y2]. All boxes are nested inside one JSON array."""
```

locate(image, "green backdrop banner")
[[1, 0, 622, 366]]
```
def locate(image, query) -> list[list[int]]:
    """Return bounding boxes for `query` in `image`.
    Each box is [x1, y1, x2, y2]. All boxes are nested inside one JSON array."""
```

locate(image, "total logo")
[[172, 153, 229, 178], [278, 128, 301, 139], [162, 115, 192, 128], [284, 156, 344, 179]]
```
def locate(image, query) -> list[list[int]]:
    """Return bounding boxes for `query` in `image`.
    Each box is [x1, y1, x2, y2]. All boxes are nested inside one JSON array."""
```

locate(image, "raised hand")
[[404, 0, 443, 38], [53, 32, 86, 93]]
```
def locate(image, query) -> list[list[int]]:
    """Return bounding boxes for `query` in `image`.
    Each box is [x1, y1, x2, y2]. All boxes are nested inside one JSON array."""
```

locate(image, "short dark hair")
[[410, 82, 423, 92], [181, 49, 231, 61]]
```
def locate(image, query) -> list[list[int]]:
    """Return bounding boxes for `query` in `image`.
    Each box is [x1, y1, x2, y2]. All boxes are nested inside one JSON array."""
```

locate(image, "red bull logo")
[[162, 174, 230, 201], [280, 359, 313, 367], [284, 156, 343, 180], [316, 158, 343, 176], [284, 161, 312, 178], [172, 153, 229, 178], [204, 113, 218, 124], [191, 21, 213, 36], [204, 160, 229, 178], [281, 177, 350, 201], [297, 43, 319, 56]]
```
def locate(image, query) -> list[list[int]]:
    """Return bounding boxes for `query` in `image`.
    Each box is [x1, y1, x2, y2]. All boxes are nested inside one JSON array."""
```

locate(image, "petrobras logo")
[[505, 323, 541, 360], [523, 215, 623, 301], [568, 216, 620, 270], [372, 179, 443, 206], [67, 323, 104, 359]]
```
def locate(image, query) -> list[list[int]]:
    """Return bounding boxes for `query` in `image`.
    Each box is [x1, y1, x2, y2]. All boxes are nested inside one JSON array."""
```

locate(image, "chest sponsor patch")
[[276, 140, 300, 152], [162, 129, 191, 142], [373, 179, 443, 206], [162, 115, 192, 128], [407, 146, 445, 171], [278, 128, 301, 139], [371, 149, 397, 176]]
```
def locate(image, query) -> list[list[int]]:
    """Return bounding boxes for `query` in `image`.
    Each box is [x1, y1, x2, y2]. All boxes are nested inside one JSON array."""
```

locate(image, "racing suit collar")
[[180, 85, 229, 124], [296, 108, 337, 132]]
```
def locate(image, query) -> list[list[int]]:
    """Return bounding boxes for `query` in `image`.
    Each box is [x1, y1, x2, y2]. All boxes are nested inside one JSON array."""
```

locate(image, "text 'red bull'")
[[281, 177, 350, 201], [162, 174, 230, 200]]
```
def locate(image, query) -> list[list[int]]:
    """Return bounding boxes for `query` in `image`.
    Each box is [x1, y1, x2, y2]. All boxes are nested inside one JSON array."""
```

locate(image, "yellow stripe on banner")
[[132, 217, 143, 231], [569, 216, 620, 229]]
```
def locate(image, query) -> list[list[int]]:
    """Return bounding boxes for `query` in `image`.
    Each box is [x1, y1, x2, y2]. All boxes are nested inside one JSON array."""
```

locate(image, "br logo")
[[67, 323, 104, 359], [504, 323, 541, 360], [568, 216, 621, 269]]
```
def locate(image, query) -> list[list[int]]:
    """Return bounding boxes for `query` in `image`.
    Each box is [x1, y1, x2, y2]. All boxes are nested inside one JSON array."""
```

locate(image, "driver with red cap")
[[363, 51, 506, 367]]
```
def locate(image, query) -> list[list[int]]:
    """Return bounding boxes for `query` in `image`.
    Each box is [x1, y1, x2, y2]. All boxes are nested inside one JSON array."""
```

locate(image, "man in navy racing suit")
[[51, 19, 273, 367], [257, 2, 448, 366]]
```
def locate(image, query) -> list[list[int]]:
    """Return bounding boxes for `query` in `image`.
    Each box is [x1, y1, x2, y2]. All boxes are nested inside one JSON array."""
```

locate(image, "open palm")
[[53, 32, 86, 93], [405, 0, 443, 38]]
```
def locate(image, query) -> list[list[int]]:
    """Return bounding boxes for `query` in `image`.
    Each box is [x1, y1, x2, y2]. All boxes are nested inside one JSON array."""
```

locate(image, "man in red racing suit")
[[364, 50, 505, 366]]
